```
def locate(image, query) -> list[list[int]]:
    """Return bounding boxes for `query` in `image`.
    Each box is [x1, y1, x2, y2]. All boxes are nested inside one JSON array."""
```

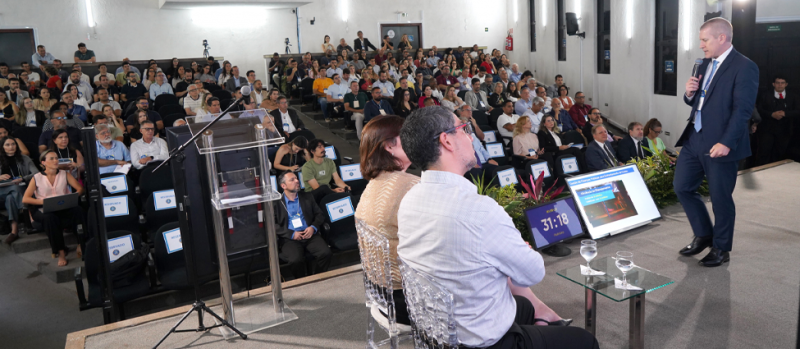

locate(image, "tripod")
[[152, 299, 247, 348]]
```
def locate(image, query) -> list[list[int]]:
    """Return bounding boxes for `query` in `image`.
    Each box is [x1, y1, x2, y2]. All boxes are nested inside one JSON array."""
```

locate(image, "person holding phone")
[[0, 137, 39, 245]]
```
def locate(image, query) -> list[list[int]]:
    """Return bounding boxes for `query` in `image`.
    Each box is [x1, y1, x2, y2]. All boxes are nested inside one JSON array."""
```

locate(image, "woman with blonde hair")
[[513, 116, 546, 161], [440, 86, 465, 112], [397, 34, 413, 51], [14, 97, 47, 128]]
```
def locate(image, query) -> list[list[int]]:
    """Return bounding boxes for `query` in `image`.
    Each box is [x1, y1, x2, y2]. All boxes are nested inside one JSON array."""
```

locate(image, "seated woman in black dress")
[[537, 114, 588, 172], [393, 89, 417, 118], [273, 136, 309, 173]]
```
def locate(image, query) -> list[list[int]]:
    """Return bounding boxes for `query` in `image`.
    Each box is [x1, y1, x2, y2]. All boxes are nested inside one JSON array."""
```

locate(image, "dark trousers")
[[32, 207, 83, 254], [308, 185, 335, 203], [673, 128, 739, 251], [279, 234, 332, 280], [486, 296, 599, 349], [755, 128, 790, 166]]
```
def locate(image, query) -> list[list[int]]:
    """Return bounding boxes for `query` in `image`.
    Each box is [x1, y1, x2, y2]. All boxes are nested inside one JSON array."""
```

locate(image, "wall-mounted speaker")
[[566, 12, 579, 35]]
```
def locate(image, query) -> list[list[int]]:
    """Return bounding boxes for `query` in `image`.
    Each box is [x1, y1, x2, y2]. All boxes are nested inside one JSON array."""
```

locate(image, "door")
[[379, 23, 422, 51]]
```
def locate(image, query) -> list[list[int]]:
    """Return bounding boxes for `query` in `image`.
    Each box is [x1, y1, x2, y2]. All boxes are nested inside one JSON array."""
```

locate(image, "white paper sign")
[[103, 196, 129, 217], [496, 168, 518, 187], [339, 164, 363, 181], [324, 145, 337, 160], [485, 143, 504, 158], [483, 130, 497, 143], [561, 157, 580, 174], [163, 228, 183, 254], [325, 196, 355, 222], [108, 235, 134, 263], [153, 189, 177, 211], [101, 175, 127, 194], [530, 162, 551, 179], [270, 175, 277, 191]]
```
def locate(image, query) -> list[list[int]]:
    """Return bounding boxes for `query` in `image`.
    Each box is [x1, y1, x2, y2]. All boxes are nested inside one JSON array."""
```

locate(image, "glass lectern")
[[186, 109, 298, 338]]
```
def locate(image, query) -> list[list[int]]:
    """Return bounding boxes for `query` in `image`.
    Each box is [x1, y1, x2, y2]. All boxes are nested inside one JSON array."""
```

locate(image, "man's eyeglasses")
[[141, 127, 155, 131], [52, 117, 67, 120], [433, 122, 473, 139]]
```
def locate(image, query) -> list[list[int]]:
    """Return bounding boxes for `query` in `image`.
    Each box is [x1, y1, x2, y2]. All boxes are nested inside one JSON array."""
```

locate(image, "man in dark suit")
[[223, 66, 249, 93], [755, 75, 798, 165], [585, 125, 622, 172], [674, 18, 759, 267], [269, 96, 305, 136], [617, 122, 647, 163], [275, 171, 332, 280], [353, 31, 378, 52]]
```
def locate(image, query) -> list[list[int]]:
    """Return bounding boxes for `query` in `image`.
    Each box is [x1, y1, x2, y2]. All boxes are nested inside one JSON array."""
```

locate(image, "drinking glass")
[[580, 240, 597, 270], [616, 251, 634, 288]]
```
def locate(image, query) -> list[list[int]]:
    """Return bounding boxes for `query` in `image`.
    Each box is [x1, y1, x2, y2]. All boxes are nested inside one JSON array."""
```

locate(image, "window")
[[654, 0, 679, 95], [557, 0, 566, 61], [596, 0, 610, 74], [529, 0, 537, 52]]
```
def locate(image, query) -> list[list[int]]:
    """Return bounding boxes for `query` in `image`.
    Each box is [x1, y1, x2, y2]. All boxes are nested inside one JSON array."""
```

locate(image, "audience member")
[[618, 122, 647, 163], [6, 78, 30, 106], [456, 105, 498, 181], [125, 97, 163, 131], [535, 86, 552, 114], [22, 150, 85, 267], [49, 128, 85, 179], [546, 75, 564, 98], [120, 71, 148, 106], [496, 100, 520, 141], [14, 97, 46, 128], [21, 62, 41, 86], [465, 78, 490, 113], [275, 171, 332, 280], [31, 45, 56, 72], [127, 110, 149, 142], [273, 137, 309, 173], [93, 75, 120, 102], [217, 61, 233, 86], [568, 91, 592, 128], [504, 81, 520, 102], [61, 91, 88, 123], [198, 65, 216, 84], [182, 85, 203, 116], [130, 120, 168, 170], [196, 96, 221, 118], [581, 108, 622, 144], [440, 86, 465, 112], [523, 97, 546, 133], [44, 66, 63, 92], [173, 118, 186, 127], [174, 70, 193, 98], [457, 68, 473, 92], [585, 124, 622, 171], [301, 138, 350, 202], [396, 106, 597, 349], [393, 88, 417, 119], [142, 69, 157, 91], [89, 88, 122, 118], [63, 70, 92, 103], [488, 82, 506, 109], [537, 114, 587, 170], [66, 85, 90, 110], [353, 115, 417, 325], [643, 118, 675, 161], [93, 63, 115, 84], [0, 136, 38, 245], [206, 56, 220, 76], [267, 53, 285, 90], [52, 60, 70, 83], [372, 71, 395, 99], [95, 124, 131, 174], [70, 63, 91, 84], [72, 43, 96, 63], [250, 80, 268, 106], [93, 113, 124, 142], [548, 98, 578, 133], [0, 126, 30, 156], [42, 102, 84, 132], [270, 96, 305, 136], [312, 71, 334, 120], [165, 58, 181, 81], [556, 85, 574, 110], [344, 81, 369, 138], [513, 116, 547, 160], [224, 66, 248, 93], [392, 77, 417, 106], [364, 87, 395, 124], [354, 31, 378, 52], [756, 75, 798, 165], [33, 88, 57, 112]]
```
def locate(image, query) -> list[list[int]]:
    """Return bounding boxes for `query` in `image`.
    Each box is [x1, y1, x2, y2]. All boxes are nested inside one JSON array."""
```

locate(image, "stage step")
[[330, 128, 358, 140], [298, 104, 316, 113], [15, 243, 85, 283], [6, 231, 79, 254]]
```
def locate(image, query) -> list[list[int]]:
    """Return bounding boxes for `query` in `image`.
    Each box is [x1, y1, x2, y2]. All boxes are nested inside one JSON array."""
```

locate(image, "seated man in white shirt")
[[182, 85, 203, 116], [129, 120, 169, 169], [397, 106, 598, 349], [522, 97, 545, 133], [496, 100, 520, 143], [535, 86, 552, 114]]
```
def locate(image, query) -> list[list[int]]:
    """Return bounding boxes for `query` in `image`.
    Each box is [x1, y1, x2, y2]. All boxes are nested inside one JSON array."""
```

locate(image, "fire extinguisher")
[[506, 31, 513, 51]]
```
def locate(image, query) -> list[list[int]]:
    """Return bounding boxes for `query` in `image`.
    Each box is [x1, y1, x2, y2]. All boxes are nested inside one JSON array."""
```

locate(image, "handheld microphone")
[[691, 59, 703, 78]]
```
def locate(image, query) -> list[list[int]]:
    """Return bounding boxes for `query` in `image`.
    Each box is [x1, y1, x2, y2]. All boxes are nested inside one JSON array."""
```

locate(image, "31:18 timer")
[[540, 213, 569, 231]]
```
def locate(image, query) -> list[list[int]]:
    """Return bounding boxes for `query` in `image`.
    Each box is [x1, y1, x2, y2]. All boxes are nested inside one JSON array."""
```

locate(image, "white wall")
[[757, 0, 800, 22], [0, 0, 509, 81]]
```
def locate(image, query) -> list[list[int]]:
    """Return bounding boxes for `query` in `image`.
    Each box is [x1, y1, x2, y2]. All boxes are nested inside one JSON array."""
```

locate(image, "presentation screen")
[[523, 196, 585, 250], [565, 165, 661, 239]]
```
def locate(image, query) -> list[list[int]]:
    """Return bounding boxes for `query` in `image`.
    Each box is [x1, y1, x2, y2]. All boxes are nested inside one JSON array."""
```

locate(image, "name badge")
[[325, 196, 355, 222], [479, 101, 485, 107], [353, 100, 359, 108], [153, 189, 177, 211], [483, 131, 496, 143], [103, 195, 129, 217], [297, 75, 302, 82], [382, 88, 388, 94], [446, 80, 451, 85], [270, 175, 277, 191], [339, 164, 363, 181], [379, 109, 386, 115], [530, 162, 551, 179], [529, 150, 536, 156], [290, 216, 304, 230], [324, 145, 337, 160], [496, 168, 519, 187], [485, 143, 504, 158], [163, 228, 183, 254], [107, 234, 134, 263]]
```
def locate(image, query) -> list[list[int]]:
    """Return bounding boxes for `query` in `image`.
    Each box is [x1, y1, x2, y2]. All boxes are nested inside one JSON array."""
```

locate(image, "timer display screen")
[[524, 196, 585, 250]]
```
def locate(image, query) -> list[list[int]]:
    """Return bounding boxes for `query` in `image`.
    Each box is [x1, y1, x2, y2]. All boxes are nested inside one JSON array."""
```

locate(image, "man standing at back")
[[674, 18, 759, 267], [397, 106, 598, 349]]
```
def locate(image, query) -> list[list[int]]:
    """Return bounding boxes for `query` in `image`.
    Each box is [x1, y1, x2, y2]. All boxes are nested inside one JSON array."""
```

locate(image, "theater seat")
[[319, 192, 358, 252], [153, 222, 190, 290]]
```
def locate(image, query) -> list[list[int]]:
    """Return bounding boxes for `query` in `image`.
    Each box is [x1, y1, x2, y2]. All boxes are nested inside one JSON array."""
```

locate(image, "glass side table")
[[557, 256, 674, 349]]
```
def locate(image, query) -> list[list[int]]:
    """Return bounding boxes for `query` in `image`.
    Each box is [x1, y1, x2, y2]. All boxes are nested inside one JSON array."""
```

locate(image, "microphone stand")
[[152, 95, 247, 173]]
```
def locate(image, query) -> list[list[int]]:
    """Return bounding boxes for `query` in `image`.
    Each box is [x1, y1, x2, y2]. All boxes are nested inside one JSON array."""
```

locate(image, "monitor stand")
[[541, 244, 571, 257]]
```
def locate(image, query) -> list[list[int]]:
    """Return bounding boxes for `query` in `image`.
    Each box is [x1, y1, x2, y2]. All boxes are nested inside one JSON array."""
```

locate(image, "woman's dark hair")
[[0, 137, 23, 175], [558, 85, 569, 96], [399, 106, 455, 171], [360, 115, 405, 180], [36, 87, 51, 99], [290, 136, 308, 149], [307, 138, 326, 157], [48, 129, 77, 153], [506, 82, 520, 98], [643, 118, 662, 138]]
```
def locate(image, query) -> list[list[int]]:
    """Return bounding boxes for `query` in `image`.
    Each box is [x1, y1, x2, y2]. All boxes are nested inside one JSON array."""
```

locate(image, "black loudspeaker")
[[566, 12, 579, 35]]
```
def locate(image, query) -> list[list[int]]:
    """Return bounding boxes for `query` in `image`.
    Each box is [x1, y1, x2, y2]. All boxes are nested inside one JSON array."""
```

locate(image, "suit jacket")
[[224, 76, 249, 93], [581, 122, 615, 143], [756, 90, 799, 135], [274, 192, 325, 240], [269, 108, 305, 131], [6, 90, 30, 106], [15, 109, 48, 130], [617, 135, 646, 163], [353, 38, 378, 52], [676, 48, 759, 162], [536, 128, 564, 153], [585, 140, 619, 172]]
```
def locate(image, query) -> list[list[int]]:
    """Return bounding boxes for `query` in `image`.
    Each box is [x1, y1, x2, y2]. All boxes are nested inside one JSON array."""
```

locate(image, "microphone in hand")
[[686, 58, 704, 97]]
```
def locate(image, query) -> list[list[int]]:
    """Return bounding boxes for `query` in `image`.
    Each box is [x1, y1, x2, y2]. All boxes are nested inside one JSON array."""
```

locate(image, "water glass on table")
[[616, 251, 634, 288], [580, 240, 597, 271]]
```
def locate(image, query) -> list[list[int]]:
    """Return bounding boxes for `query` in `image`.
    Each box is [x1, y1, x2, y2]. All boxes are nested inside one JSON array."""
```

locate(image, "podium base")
[[217, 292, 299, 339]]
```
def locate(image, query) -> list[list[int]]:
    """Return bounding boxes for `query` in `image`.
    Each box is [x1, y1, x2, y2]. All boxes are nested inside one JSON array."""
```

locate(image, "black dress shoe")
[[679, 236, 712, 256], [699, 247, 730, 267]]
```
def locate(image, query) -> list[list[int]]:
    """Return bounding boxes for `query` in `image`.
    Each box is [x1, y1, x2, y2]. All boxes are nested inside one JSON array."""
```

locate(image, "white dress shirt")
[[279, 110, 296, 133], [693, 45, 734, 112], [775, 90, 786, 99], [130, 137, 169, 170], [523, 109, 544, 133], [397, 170, 545, 347]]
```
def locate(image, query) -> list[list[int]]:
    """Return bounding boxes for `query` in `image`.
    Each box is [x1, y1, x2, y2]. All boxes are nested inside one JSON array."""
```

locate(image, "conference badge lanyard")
[[279, 195, 304, 230], [374, 100, 386, 116]]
